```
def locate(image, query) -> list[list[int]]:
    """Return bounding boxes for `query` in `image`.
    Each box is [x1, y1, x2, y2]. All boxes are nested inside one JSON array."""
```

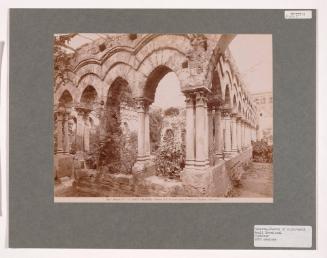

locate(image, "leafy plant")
[[252, 140, 273, 163], [53, 34, 77, 88], [120, 131, 138, 174], [149, 108, 163, 152], [164, 107, 180, 116], [93, 107, 138, 175], [154, 131, 185, 179]]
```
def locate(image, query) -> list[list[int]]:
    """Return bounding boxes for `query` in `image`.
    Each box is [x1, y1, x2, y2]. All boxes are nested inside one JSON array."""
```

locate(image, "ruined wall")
[[73, 148, 253, 198], [181, 148, 252, 197]]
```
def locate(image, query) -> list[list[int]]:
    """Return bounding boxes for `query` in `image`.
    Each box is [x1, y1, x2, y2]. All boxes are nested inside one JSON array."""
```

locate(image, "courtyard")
[[53, 33, 273, 200]]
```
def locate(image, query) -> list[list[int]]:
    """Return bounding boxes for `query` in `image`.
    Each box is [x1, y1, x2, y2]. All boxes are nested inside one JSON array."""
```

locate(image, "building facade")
[[252, 92, 273, 145]]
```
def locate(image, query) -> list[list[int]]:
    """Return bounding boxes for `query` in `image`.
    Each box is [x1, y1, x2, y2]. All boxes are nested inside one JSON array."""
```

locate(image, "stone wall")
[[54, 153, 74, 179], [74, 171, 135, 197], [72, 148, 252, 198], [181, 148, 252, 197]]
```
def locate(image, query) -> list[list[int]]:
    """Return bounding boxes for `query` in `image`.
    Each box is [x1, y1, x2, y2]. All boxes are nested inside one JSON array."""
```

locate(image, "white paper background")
[[0, 0, 326, 257]]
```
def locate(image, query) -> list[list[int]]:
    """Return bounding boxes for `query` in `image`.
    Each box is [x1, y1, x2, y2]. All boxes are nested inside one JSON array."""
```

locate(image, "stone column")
[[251, 126, 255, 142], [98, 102, 107, 144], [136, 99, 146, 161], [144, 104, 151, 157], [63, 111, 70, 153], [207, 105, 214, 164], [241, 120, 245, 149], [195, 90, 209, 166], [185, 93, 195, 167], [55, 108, 64, 153], [250, 125, 253, 141], [247, 124, 251, 146], [256, 125, 262, 141], [204, 99, 209, 165], [84, 117, 90, 153], [222, 111, 232, 158], [236, 117, 242, 152], [68, 117, 76, 153], [246, 123, 250, 146], [214, 106, 223, 159], [244, 123, 247, 147], [244, 122, 249, 147], [231, 114, 238, 153], [75, 111, 85, 152]]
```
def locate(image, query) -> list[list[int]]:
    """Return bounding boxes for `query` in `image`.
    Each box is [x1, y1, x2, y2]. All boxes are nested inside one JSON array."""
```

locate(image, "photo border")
[[9, 9, 316, 249]]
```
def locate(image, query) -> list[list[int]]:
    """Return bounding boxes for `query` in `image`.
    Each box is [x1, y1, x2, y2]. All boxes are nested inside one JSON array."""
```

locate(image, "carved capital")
[[184, 93, 195, 108], [54, 106, 65, 120], [195, 90, 208, 107], [222, 110, 231, 118], [75, 102, 93, 117], [135, 98, 151, 113], [236, 116, 243, 122]]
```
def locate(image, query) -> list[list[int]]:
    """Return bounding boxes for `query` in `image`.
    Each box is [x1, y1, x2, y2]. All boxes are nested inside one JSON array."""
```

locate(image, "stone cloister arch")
[[54, 33, 259, 196], [134, 64, 184, 166], [54, 90, 73, 154]]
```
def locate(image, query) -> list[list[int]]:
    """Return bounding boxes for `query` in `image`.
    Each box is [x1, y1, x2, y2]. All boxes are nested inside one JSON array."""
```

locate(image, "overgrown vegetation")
[[149, 108, 163, 152], [164, 107, 180, 116], [252, 140, 273, 163], [53, 34, 77, 88], [96, 115, 137, 174], [154, 130, 185, 179]]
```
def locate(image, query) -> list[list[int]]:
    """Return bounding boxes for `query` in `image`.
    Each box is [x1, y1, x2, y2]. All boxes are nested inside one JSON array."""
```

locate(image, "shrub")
[[120, 131, 138, 174], [164, 107, 180, 116], [252, 140, 273, 163], [93, 106, 137, 174], [149, 109, 163, 152], [154, 132, 185, 179]]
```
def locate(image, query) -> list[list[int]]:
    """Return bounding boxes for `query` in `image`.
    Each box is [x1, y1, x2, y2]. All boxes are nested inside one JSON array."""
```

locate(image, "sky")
[[153, 34, 273, 109], [229, 34, 273, 94]]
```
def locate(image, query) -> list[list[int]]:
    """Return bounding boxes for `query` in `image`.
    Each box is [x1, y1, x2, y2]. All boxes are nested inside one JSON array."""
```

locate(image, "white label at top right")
[[285, 10, 312, 19]]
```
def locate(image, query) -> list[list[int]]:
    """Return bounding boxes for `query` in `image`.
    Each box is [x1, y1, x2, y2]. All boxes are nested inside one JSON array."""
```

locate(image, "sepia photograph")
[[53, 33, 273, 202]]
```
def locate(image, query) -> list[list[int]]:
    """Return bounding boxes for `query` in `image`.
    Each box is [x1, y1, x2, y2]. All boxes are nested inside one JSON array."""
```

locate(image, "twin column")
[[55, 107, 72, 154], [184, 90, 210, 169], [134, 91, 256, 169], [55, 105, 91, 156], [136, 99, 151, 161]]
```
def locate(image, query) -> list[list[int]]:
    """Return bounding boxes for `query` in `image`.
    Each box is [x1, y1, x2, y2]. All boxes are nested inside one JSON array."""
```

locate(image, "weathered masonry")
[[54, 34, 259, 196]]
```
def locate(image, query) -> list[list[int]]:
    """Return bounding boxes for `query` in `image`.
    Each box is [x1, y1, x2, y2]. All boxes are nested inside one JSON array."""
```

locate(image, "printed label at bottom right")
[[254, 225, 312, 248]]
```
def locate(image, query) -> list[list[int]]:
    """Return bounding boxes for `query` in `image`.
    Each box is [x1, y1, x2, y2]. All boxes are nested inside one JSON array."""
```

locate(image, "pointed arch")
[[211, 69, 223, 102], [80, 85, 98, 104], [223, 85, 231, 109], [58, 90, 73, 108]]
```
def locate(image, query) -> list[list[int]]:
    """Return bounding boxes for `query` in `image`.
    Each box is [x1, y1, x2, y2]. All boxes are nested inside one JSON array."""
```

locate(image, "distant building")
[[160, 108, 186, 147], [252, 92, 273, 145]]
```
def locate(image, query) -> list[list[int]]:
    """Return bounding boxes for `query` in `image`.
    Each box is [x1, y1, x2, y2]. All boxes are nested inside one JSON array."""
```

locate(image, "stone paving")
[[231, 162, 273, 198]]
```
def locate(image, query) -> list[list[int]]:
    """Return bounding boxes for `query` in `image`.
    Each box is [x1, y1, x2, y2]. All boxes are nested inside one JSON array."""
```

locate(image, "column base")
[[132, 158, 155, 178], [223, 151, 233, 160], [136, 155, 151, 162], [194, 160, 210, 167], [54, 153, 74, 179], [185, 160, 195, 167], [181, 165, 211, 196]]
